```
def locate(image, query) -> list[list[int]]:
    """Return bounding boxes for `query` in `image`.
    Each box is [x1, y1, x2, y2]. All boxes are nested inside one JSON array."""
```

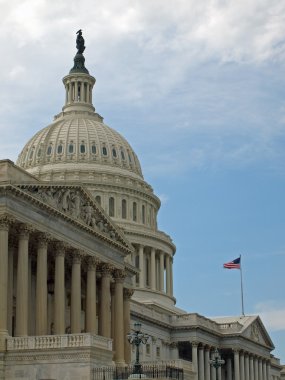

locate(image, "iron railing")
[[92, 364, 184, 380]]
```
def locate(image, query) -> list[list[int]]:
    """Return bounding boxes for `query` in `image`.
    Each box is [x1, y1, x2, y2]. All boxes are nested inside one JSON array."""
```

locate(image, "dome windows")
[[57, 144, 63, 154], [29, 148, 34, 159], [47, 146, 52, 156], [121, 149, 125, 160], [68, 144, 74, 154], [109, 197, 115, 217], [112, 148, 117, 158], [80, 144, 86, 154], [91, 144, 97, 154], [122, 199, 127, 219], [133, 202, 137, 222], [95, 195, 101, 205], [142, 205, 145, 224], [102, 146, 108, 156]]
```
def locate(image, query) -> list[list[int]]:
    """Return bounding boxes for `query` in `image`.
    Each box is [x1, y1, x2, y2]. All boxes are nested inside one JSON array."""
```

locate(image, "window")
[[156, 347, 160, 357], [128, 152, 132, 162], [102, 146, 108, 156], [91, 144, 96, 154], [29, 149, 34, 159], [146, 344, 151, 355], [80, 144, 86, 154], [95, 195, 101, 205], [47, 146, 52, 155], [112, 148, 117, 158], [37, 149, 42, 157], [68, 144, 74, 154], [122, 199, 127, 219], [142, 205, 145, 224], [109, 197, 115, 217], [121, 149, 125, 160], [57, 145, 63, 154], [133, 202, 137, 222]]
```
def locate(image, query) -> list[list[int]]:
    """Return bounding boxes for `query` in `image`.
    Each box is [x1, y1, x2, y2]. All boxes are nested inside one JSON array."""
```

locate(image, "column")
[[0, 217, 10, 344], [170, 257, 173, 296], [99, 264, 112, 338], [244, 353, 250, 380], [210, 350, 216, 380], [54, 243, 65, 335], [266, 361, 270, 380], [123, 288, 133, 364], [86, 257, 98, 333], [192, 342, 198, 380], [159, 251, 164, 292], [71, 253, 82, 334], [139, 245, 144, 288], [254, 356, 259, 380], [36, 235, 48, 335], [86, 83, 90, 103], [226, 357, 232, 380], [217, 367, 221, 380], [68, 82, 71, 103], [198, 345, 205, 380], [7, 239, 16, 336], [262, 360, 267, 380], [240, 351, 245, 380], [259, 358, 263, 380], [74, 80, 78, 101], [15, 226, 30, 337], [165, 254, 171, 295], [249, 355, 254, 380], [113, 270, 125, 365], [234, 349, 240, 380], [204, 347, 210, 380], [150, 247, 156, 290]]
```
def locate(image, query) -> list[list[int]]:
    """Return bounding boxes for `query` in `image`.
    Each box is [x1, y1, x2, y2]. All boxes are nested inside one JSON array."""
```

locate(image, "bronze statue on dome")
[[76, 29, 85, 54]]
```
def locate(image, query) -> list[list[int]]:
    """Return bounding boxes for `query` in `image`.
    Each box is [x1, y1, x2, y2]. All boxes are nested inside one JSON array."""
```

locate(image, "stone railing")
[[7, 333, 112, 351]]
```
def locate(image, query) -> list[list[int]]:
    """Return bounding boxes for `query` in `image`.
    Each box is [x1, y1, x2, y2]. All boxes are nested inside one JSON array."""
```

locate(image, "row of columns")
[[0, 219, 133, 364], [191, 342, 271, 380], [65, 79, 93, 105], [135, 245, 173, 297]]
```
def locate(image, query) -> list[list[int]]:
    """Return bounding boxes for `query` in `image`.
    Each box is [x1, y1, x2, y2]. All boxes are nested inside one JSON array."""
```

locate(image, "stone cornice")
[[0, 184, 133, 256]]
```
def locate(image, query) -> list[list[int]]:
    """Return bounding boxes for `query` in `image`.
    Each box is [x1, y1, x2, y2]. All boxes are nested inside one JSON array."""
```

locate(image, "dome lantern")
[[62, 30, 96, 113]]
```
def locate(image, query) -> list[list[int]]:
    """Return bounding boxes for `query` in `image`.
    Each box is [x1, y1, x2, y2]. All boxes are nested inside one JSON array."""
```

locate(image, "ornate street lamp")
[[127, 322, 149, 375], [209, 348, 225, 380]]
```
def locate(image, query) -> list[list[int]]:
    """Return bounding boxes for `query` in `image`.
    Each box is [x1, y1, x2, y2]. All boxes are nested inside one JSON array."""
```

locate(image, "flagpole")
[[240, 255, 245, 316]]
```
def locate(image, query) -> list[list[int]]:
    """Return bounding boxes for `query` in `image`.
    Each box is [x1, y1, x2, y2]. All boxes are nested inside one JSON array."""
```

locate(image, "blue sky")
[[0, 0, 285, 363]]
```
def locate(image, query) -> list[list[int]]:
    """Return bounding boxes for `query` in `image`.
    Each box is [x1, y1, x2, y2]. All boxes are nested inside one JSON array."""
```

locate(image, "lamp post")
[[127, 322, 149, 375], [209, 348, 225, 380]]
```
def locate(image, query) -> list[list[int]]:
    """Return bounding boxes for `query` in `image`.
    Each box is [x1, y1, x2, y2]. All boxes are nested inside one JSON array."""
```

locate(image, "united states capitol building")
[[0, 33, 283, 380]]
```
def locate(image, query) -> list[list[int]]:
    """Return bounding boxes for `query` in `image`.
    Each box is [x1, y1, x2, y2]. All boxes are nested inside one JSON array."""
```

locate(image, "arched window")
[[102, 146, 108, 156], [37, 148, 42, 157], [121, 149, 125, 160], [57, 145, 63, 154], [112, 148, 117, 158], [29, 149, 34, 159], [47, 146, 52, 156], [95, 195, 101, 205], [122, 199, 127, 219], [133, 202, 137, 222], [91, 145, 96, 154], [142, 205, 145, 224], [80, 144, 86, 154], [68, 144, 74, 154], [109, 197, 115, 217]]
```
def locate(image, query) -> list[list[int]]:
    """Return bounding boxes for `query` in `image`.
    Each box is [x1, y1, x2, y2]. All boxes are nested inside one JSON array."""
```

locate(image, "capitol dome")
[[17, 114, 143, 180]]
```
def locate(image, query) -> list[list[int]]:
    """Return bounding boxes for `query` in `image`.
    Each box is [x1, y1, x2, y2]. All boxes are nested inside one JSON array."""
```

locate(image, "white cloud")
[[255, 302, 285, 331]]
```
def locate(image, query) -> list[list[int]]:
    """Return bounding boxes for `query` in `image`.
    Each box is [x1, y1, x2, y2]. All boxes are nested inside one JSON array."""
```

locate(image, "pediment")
[[13, 183, 133, 254], [242, 316, 274, 348]]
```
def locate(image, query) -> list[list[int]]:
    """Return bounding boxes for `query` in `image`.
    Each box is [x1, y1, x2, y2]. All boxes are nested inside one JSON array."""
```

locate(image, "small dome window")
[[121, 149, 125, 160], [29, 149, 34, 159], [112, 148, 117, 158], [80, 144, 86, 154], [57, 145, 63, 154], [47, 146, 52, 156], [102, 146, 108, 156], [68, 144, 74, 154], [95, 195, 101, 205], [128, 152, 132, 162], [37, 149, 42, 157], [91, 145, 97, 154]]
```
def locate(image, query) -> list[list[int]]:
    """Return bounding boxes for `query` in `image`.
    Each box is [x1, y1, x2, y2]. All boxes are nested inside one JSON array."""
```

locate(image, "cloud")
[[255, 302, 285, 331]]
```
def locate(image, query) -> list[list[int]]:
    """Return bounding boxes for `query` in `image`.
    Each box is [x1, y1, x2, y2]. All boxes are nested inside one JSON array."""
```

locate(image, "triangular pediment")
[[14, 183, 133, 254], [242, 316, 274, 348]]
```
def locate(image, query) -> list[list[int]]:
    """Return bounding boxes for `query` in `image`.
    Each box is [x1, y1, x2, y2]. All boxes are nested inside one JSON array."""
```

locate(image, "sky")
[[0, 0, 285, 363]]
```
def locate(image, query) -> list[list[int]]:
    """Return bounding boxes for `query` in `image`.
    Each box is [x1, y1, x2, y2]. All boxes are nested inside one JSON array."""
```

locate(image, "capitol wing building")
[[0, 35, 283, 380]]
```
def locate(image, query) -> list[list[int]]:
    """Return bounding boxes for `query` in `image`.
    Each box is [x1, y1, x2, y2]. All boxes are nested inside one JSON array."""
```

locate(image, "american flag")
[[223, 257, 241, 269]]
